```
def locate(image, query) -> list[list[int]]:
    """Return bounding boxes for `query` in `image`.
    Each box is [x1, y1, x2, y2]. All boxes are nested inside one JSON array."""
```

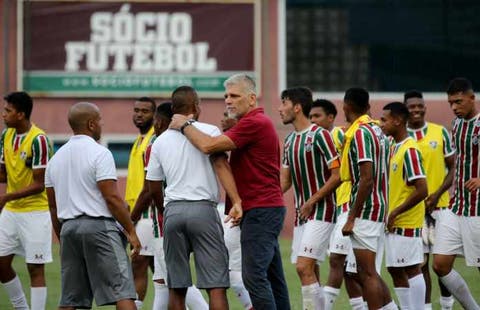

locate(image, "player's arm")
[[130, 177, 152, 222], [210, 153, 242, 225], [280, 166, 292, 193], [98, 179, 141, 257], [426, 154, 455, 211], [0, 168, 46, 207], [148, 180, 164, 217], [170, 114, 236, 154], [46, 187, 62, 239]]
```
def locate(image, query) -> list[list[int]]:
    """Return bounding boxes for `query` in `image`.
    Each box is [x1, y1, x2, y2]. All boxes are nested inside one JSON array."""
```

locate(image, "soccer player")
[[125, 97, 156, 309], [310, 99, 366, 310], [0, 91, 52, 310], [380, 102, 428, 310], [279, 88, 341, 309], [404, 90, 455, 310], [340, 88, 396, 309], [432, 78, 480, 309], [132, 102, 208, 309]]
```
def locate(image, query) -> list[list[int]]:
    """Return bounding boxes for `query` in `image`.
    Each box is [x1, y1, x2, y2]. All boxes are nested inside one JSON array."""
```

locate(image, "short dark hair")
[[3, 91, 33, 119], [156, 102, 173, 120], [344, 88, 370, 114], [383, 101, 409, 123], [281, 87, 313, 117], [446, 78, 473, 95], [312, 99, 337, 117], [404, 90, 423, 102], [171, 86, 198, 114], [136, 97, 156, 111]]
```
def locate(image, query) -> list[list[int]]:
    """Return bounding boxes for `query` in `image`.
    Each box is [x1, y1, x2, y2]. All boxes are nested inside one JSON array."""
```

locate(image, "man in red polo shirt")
[[169, 74, 290, 309]]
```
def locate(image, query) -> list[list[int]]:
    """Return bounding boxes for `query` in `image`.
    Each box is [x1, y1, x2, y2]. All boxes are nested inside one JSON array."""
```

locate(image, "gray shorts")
[[59, 216, 136, 308], [164, 201, 229, 289]]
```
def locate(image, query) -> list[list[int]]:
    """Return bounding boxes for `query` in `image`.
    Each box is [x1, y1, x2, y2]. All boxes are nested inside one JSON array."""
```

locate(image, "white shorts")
[[136, 218, 155, 256], [0, 209, 52, 263], [350, 218, 384, 252], [433, 210, 480, 267], [223, 223, 242, 271], [329, 212, 351, 255], [291, 220, 334, 264], [345, 229, 384, 274], [152, 237, 167, 281], [385, 234, 423, 267]]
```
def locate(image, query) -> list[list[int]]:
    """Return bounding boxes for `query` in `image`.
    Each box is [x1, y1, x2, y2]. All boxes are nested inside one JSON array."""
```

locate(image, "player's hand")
[[465, 178, 480, 192], [225, 203, 243, 227], [425, 193, 440, 214], [128, 232, 142, 259], [299, 201, 314, 221], [169, 114, 194, 130], [342, 218, 355, 236], [387, 211, 398, 233]]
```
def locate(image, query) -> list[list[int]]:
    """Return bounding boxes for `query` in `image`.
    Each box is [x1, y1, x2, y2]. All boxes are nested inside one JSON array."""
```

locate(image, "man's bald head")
[[68, 102, 102, 140]]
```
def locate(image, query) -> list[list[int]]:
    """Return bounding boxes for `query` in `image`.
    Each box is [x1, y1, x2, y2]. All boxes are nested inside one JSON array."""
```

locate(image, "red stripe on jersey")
[[355, 130, 365, 159], [13, 136, 20, 152], [144, 145, 152, 167], [408, 149, 422, 176], [292, 135, 304, 207], [415, 130, 423, 141], [304, 137, 318, 221], [320, 130, 336, 222], [470, 125, 480, 215], [458, 122, 468, 215], [39, 135, 48, 165], [363, 125, 380, 221]]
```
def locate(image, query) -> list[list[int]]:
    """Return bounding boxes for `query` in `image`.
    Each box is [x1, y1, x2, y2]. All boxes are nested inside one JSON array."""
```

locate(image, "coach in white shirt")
[[45, 102, 140, 310], [147, 86, 242, 310]]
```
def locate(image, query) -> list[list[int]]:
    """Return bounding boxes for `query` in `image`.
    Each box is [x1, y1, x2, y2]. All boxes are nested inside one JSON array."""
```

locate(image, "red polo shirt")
[[224, 107, 284, 211]]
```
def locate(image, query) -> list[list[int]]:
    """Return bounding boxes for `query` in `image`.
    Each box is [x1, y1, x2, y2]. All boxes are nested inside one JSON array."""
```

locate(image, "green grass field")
[[1, 239, 478, 309]]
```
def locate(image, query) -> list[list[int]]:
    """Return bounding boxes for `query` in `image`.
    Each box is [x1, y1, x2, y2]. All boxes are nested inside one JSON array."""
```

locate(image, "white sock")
[[230, 271, 253, 309], [301, 282, 324, 310], [408, 274, 426, 310], [394, 287, 411, 310], [440, 270, 479, 310], [186, 285, 208, 310], [424, 303, 432, 310], [324, 286, 340, 310], [439, 295, 454, 310], [31, 287, 46, 310], [134, 299, 143, 309], [349, 296, 366, 310], [2, 276, 29, 310], [153, 282, 169, 310], [382, 301, 399, 310]]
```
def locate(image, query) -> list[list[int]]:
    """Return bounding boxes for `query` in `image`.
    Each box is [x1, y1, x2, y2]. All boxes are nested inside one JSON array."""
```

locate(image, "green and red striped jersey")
[[1, 129, 52, 169], [347, 122, 389, 222], [450, 114, 480, 216], [283, 124, 338, 225]]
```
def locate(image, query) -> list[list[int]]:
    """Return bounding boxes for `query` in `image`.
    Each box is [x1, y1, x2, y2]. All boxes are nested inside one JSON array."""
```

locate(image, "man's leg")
[[169, 288, 187, 310], [131, 254, 151, 308], [152, 280, 169, 309], [206, 288, 228, 310], [433, 254, 479, 309], [405, 264, 426, 310], [324, 253, 346, 310], [296, 256, 324, 310], [0, 254, 29, 309], [229, 270, 253, 310], [27, 263, 47, 310], [241, 207, 290, 309], [354, 248, 392, 309]]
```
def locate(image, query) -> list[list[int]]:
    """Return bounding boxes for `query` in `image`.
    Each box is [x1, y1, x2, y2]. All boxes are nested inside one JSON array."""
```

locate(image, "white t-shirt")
[[146, 122, 221, 204], [45, 135, 117, 220]]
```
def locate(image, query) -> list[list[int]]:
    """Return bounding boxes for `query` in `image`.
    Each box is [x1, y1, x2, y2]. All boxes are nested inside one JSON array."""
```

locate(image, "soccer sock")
[[408, 274, 426, 310], [186, 285, 208, 309], [301, 282, 324, 310], [394, 287, 411, 310], [2, 276, 29, 310], [348, 296, 366, 310], [31, 287, 47, 310], [230, 270, 253, 309], [382, 301, 399, 310], [134, 299, 143, 309], [440, 269, 480, 310], [153, 282, 169, 309], [323, 286, 340, 310], [439, 295, 454, 310], [424, 303, 432, 310]]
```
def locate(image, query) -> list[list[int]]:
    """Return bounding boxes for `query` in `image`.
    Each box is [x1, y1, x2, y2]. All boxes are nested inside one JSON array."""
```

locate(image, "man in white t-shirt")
[[45, 102, 141, 309], [147, 86, 242, 310]]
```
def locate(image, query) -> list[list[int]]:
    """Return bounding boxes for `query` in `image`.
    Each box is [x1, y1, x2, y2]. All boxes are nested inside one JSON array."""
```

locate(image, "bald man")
[[45, 102, 141, 310]]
